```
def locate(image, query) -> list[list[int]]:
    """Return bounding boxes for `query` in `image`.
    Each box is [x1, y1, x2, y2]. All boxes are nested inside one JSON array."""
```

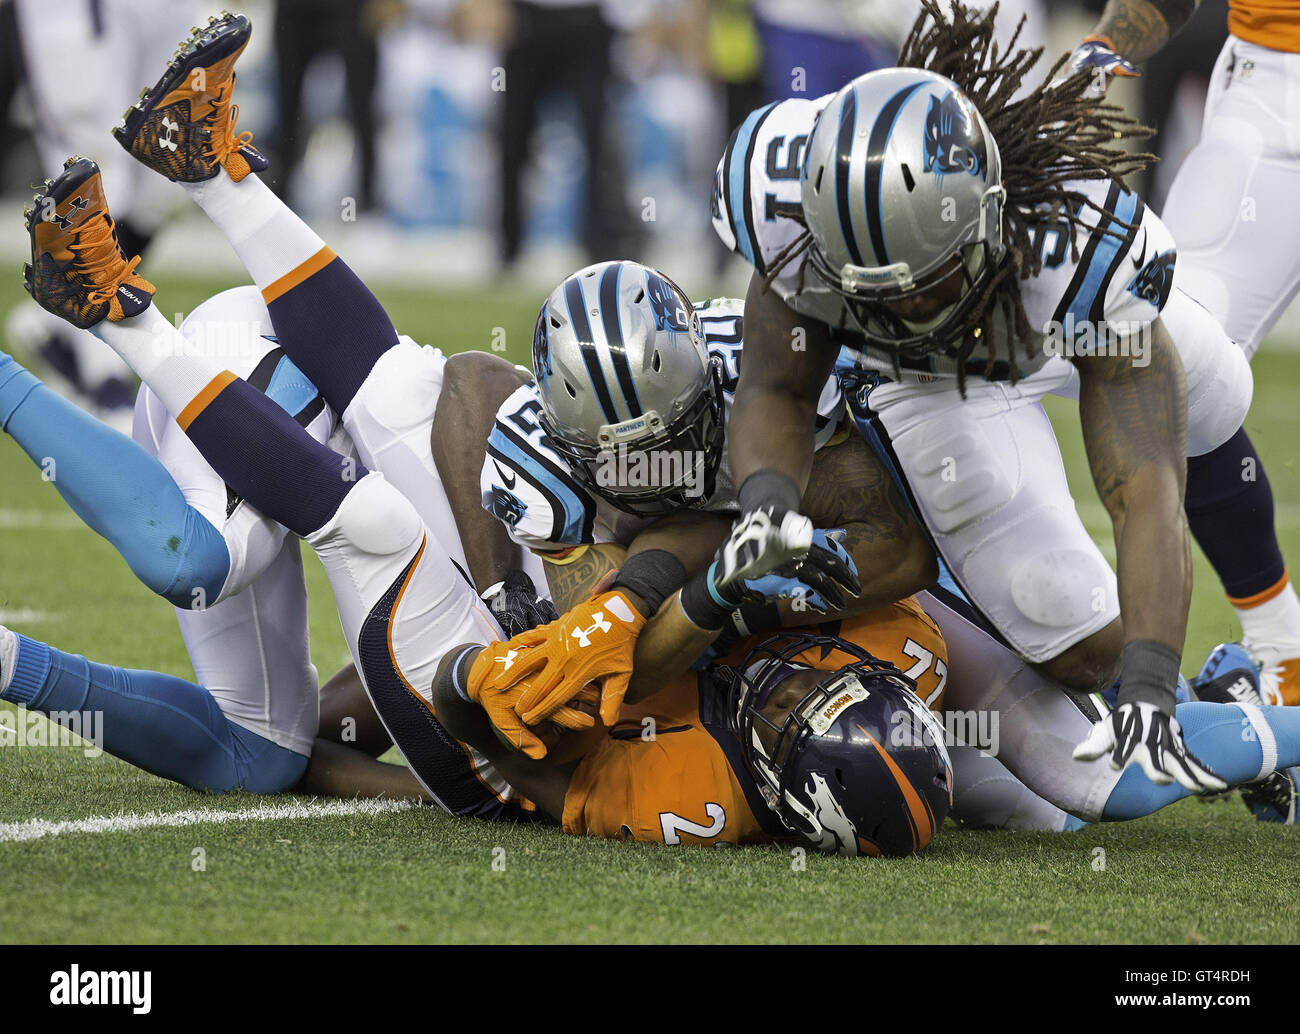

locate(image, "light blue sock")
[[0, 353, 230, 606], [2, 632, 307, 794], [1101, 701, 1300, 820]]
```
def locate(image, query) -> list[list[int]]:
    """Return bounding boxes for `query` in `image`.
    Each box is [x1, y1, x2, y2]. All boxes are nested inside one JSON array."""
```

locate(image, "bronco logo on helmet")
[[923, 90, 987, 177]]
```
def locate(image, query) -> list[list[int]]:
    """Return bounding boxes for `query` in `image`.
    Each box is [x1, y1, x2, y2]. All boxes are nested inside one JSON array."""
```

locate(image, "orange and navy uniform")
[[561, 597, 947, 845], [1229, 0, 1300, 52]]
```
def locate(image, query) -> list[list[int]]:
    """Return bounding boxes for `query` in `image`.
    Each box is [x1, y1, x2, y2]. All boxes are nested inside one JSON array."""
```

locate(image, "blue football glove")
[[742, 528, 857, 614], [1067, 34, 1139, 100]]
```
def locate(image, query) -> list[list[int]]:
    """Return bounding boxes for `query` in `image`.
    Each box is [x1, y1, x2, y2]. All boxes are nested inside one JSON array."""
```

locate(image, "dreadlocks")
[[900, 0, 1155, 389], [764, 0, 1157, 394]]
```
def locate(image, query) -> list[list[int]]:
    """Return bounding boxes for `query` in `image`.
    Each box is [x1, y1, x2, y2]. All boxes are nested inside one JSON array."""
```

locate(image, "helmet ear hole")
[[901, 164, 916, 192], [634, 288, 645, 304], [652, 350, 662, 373], [564, 380, 577, 399], [813, 165, 825, 193]]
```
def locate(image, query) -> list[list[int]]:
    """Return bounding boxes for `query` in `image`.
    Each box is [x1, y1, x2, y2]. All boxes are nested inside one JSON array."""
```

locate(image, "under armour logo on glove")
[[466, 591, 649, 755], [1074, 702, 1227, 793], [466, 630, 598, 760], [571, 613, 613, 648]]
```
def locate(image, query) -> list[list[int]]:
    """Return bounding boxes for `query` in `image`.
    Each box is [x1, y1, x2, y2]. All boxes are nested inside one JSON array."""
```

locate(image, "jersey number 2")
[[659, 803, 726, 845]]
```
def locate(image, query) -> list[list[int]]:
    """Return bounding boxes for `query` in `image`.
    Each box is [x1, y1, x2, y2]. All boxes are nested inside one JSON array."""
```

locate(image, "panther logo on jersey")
[[923, 91, 986, 177], [486, 485, 526, 527], [1127, 250, 1176, 310]]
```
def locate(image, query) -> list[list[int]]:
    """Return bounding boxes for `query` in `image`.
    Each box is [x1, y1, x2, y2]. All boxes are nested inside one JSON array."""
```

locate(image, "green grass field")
[[1, 272, 1298, 944]]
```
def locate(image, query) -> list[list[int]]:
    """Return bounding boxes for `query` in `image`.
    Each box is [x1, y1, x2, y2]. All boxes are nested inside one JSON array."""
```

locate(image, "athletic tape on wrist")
[[738, 469, 802, 515], [610, 549, 687, 616], [680, 562, 741, 630], [1117, 639, 1181, 712]]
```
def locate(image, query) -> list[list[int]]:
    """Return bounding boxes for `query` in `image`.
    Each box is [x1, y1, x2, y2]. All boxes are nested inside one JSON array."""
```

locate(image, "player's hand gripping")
[[1074, 701, 1227, 793], [467, 589, 648, 757], [465, 627, 598, 760], [1066, 34, 1139, 100], [713, 506, 860, 608], [739, 527, 858, 614]]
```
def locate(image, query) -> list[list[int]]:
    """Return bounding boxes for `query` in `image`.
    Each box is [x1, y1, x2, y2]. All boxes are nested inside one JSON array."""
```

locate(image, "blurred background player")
[[4, 0, 199, 425], [1071, 0, 1300, 704]]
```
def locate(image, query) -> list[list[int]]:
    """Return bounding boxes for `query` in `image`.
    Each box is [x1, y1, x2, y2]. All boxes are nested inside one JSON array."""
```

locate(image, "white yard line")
[[0, 509, 87, 531], [0, 608, 54, 624], [0, 797, 419, 843]]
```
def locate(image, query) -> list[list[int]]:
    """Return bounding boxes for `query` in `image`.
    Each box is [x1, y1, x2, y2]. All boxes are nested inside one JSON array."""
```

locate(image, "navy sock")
[[1185, 428, 1286, 599], [0, 354, 230, 606], [180, 372, 368, 537], [264, 253, 398, 415], [2, 634, 307, 794]]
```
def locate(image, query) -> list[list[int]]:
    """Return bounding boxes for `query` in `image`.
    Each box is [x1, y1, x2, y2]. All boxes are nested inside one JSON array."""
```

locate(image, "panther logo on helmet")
[[531, 308, 552, 379], [645, 272, 693, 333], [923, 90, 986, 177]]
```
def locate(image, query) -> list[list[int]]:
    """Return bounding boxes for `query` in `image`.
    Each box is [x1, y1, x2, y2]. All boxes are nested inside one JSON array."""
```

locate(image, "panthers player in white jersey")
[[479, 268, 844, 562], [461, 258, 1300, 829], [711, 2, 1263, 798]]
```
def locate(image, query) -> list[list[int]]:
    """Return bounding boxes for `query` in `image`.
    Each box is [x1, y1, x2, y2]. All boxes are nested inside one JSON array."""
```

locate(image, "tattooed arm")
[[1091, 0, 1202, 63], [541, 542, 627, 614], [626, 435, 941, 698], [1076, 318, 1191, 664], [799, 430, 937, 613]]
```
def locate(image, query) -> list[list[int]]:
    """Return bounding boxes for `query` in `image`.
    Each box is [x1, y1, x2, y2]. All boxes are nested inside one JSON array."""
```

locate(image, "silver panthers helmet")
[[801, 67, 1006, 359], [532, 260, 725, 518]]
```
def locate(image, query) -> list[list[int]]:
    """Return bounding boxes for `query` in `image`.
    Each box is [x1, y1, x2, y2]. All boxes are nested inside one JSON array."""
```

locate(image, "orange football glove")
[[510, 590, 648, 728], [465, 632, 597, 759]]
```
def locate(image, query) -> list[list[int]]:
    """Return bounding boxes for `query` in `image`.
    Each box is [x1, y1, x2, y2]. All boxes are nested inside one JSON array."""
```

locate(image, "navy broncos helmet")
[[728, 632, 953, 857]]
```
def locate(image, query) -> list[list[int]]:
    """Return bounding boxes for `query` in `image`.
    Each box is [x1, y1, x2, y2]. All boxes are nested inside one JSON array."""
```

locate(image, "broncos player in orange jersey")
[[435, 586, 954, 856]]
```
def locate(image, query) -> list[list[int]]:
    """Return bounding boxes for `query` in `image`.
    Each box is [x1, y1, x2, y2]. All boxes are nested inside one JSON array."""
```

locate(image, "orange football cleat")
[[114, 12, 267, 184], [23, 156, 155, 330]]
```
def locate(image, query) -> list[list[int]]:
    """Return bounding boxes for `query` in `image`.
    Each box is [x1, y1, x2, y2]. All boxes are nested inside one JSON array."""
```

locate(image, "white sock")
[[181, 172, 327, 290], [1236, 577, 1300, 654], [91, 304, 226, 420], [0, 625, 16, 696]]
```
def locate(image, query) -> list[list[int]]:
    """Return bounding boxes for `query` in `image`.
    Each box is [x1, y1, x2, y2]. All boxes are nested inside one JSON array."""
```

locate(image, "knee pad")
[[951, 511, 1118, 663], [1162, 290, 1253, 456], [327, 472, 424, 559]]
